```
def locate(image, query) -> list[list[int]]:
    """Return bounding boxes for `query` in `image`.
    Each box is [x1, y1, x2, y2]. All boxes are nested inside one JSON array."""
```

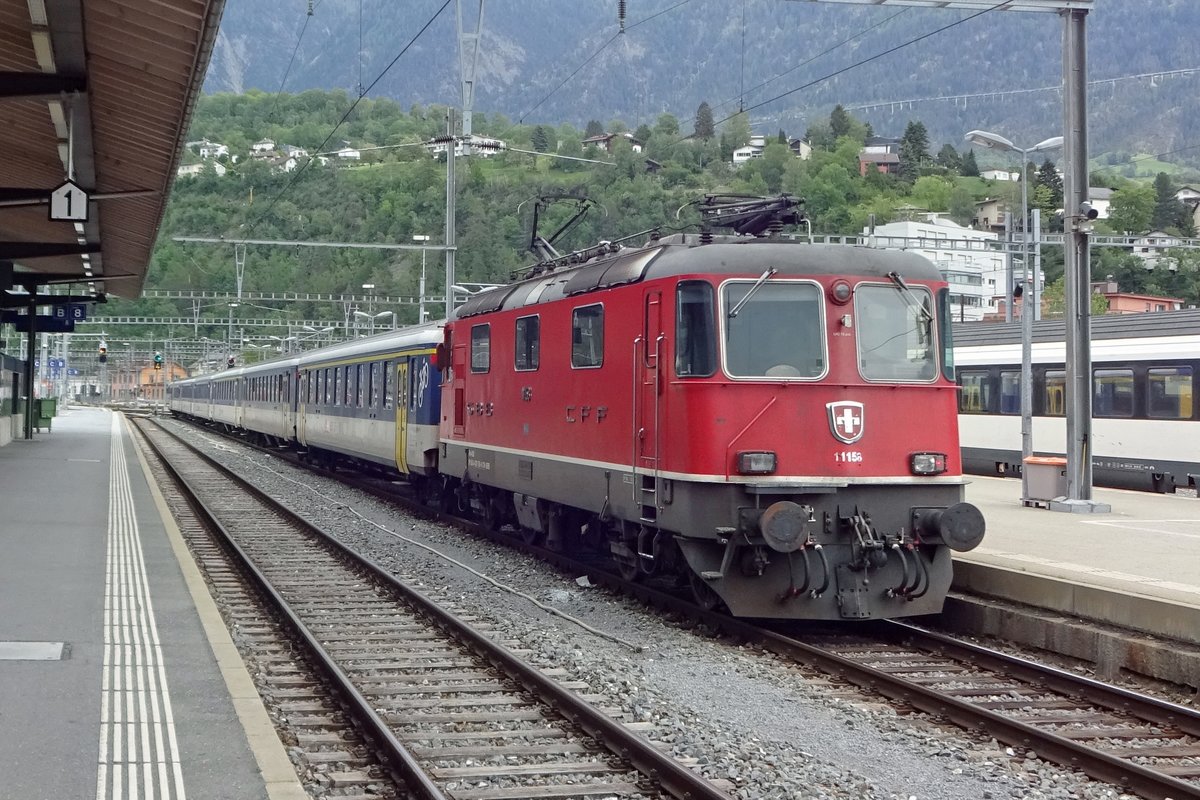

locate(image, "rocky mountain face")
[[208, 0, 1200, 157]]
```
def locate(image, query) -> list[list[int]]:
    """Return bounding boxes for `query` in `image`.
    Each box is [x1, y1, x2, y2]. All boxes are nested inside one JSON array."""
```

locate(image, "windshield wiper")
[[728, 267, 777, 318], [886, 271, 934, 324]]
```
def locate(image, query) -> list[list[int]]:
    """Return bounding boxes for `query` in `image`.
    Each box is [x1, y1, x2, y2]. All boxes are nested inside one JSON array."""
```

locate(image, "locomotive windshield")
[[856, 283, 938, 381], [722, 281, 825, 378]]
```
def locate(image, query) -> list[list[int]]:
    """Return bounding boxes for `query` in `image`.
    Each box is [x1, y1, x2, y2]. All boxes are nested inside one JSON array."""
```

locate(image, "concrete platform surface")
[[0, 406, 303, 800], [956, 476, 1200, 644]]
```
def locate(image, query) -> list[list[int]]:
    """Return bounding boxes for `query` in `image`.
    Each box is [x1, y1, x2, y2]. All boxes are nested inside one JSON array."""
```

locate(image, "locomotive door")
[[395, 360, 410, 474], [634, 289, 665, 522]]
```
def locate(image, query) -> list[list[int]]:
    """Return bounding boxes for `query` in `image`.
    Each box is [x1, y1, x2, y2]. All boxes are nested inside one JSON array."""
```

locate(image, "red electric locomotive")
[[436, 197, 984, 620]]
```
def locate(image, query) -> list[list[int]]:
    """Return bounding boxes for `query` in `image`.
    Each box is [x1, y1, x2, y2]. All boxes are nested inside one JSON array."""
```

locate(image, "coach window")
[[356, 364, 365, 407], [1044, 370, 1066, 416], [1093, 369, 1134, 418], [958, 371, 990, 413], [471, 324, 491, 373], [572, 305, 604, 368], [856, 283, 936, 382], [1148, 367, 1193, 419], [515, 315, 540, 371], [369, 362, 379, 407], [331, 368, 340, 406], [344, 365, 354, 406], [724, 281, 823, 378], [676, 281, 716, 377], [999, 371, 1020, 414], [383, 361, 393, 410]]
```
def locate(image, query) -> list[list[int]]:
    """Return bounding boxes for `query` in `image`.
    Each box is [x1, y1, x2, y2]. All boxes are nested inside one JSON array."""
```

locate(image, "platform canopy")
[[0, 0, 225, 300]]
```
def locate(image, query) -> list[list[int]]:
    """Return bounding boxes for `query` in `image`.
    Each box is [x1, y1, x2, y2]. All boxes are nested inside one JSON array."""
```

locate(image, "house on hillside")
[[251, 138, 276, 156], [732, 135, 767, 165], [788, 138, 812, 160], [980, 168, 1019, 182], [177, 162, 227, 178], [1087, 187, 1113, 219], [187, 138, 229, 159], [858, 136, 902, 176], [581, 132, 643, 153], [335, 141, 361, 160], [1131, 230, 1183, 269], [1176, 186, 1200, 229], [269, 155, 298, 173], [1091, 280, 1183, 314], [280, 144, 309, 159]]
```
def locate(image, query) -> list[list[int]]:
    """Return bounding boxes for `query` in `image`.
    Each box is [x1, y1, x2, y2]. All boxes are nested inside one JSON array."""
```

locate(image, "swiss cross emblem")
[[826, 401, 864, 444]]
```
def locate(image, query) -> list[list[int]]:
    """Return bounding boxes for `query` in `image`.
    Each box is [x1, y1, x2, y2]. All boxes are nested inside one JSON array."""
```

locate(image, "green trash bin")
[[33, 397, 55, 432]]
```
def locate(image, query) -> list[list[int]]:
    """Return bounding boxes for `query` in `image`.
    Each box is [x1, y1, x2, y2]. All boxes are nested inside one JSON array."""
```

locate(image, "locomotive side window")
[[1044, 370, 1066, 416], [723, 281, 823, 378], [1148, 367, 1193, 419], [958, 371, 990, 413], [937, 288, 955, 381], [999, 371, 1020, 414], [572, 305, 604, 368], [856, 284, 936, 382], [471, 324, 491, 373], [1093, 369, 1134, 417], [676, 281, 716, 377], [515, 316, 540, 371]]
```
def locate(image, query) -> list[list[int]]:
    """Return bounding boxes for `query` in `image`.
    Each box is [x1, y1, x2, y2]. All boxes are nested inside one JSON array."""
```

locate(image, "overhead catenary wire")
[[248, 0, 454, 234], [517, 0, 697, 124], [705, 0, 1016, 133], [269, 0, 325, 121]]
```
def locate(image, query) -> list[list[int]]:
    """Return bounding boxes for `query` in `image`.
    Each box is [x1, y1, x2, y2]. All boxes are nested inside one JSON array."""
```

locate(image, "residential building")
[[865, 215, 1016, 322], [269, 155, 298, 173], [581, 132, 643, 153], [980, 168, 1019, 182], [280, 144, 309, 159], [176, 162, 226, 178], [1091, 280, 1183, 314], [1088, 186, 1113, 219], [335, 143, 361, 160], [250, 138, 276, 155], [1176, 186, 1200, 229], [186, 138, 228, 159], [732, 134, 767, 165], [788, 138, 812, 160], [1130, 230, 1183, 269], [862, 136, 900, 155]]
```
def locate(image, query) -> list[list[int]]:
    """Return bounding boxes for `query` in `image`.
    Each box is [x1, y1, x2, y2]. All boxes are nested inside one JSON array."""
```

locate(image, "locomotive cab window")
[[856, 283, 937, 382], [470, 324, 491, 373], [723, 281, 824, 379], [676, 281, 716, 377], [515, 315, 539, 371], [571, 305, 604, 368]]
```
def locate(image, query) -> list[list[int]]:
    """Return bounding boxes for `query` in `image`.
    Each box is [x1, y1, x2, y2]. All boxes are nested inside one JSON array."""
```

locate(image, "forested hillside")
[[208, 0, 1200, 161], [108, 91, 1200, 331]]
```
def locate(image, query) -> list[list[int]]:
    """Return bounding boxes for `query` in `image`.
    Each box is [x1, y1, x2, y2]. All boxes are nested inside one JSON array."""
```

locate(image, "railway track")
[[167, 415, 1200, 800], [133, 417, 731, 800]]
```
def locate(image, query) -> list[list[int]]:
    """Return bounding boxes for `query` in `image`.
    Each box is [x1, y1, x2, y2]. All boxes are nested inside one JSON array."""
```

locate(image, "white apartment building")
[[864, 216, 1017, 322]]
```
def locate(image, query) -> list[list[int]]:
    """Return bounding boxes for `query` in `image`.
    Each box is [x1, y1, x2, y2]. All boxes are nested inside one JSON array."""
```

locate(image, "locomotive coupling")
[[912, 503, 986, 552], [759, 501, 815, 553]]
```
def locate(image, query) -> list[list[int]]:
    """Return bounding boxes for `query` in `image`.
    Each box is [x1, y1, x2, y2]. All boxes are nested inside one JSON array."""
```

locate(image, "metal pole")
[[419, 247, 427, 323], [1054, 7, 1108, 513], [1019, 150, 1034, 503], [445, 109, 457, 320], [23, 295, 36, 439], [1033, 211, 1043, 322], [1004, 212, 1013, 322]]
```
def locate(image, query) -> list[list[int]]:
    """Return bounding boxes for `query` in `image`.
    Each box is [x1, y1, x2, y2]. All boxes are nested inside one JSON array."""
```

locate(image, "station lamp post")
[[965, 129, 1062, 506]]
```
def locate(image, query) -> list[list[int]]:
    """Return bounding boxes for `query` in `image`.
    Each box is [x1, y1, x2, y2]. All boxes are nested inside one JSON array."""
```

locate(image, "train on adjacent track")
[[170, 196, 985, 621], [954, 309, 1200, 494]]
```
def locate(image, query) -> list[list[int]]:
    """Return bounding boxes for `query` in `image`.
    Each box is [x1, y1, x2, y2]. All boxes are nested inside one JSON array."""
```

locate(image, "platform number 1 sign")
[[49, 180, 89, 222]]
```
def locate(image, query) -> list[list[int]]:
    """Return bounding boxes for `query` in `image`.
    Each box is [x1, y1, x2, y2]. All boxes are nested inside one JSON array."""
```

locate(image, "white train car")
[[953, 310, 1200, 493], [240, 356, 300, 444]]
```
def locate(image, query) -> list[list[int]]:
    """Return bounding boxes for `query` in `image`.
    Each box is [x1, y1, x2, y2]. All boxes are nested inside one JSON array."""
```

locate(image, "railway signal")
[[98, 341, 107, 363], [153, 352, 163, 370]]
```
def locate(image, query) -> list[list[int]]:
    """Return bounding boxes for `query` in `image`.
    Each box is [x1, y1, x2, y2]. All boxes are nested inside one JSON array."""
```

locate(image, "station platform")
[[956, 475, 1200, 646], [0, 406, 304, 800]]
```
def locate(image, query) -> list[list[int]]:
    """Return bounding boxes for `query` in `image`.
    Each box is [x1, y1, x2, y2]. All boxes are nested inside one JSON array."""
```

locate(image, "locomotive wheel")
[[519, 526, 544, 546], [614, 551, 641, 583], [482, 496, 503, 531], [689, 573, 724, 612]]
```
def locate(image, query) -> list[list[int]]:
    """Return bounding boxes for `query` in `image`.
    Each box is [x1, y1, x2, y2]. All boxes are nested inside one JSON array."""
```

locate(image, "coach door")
[[634, 289, 665, 522], [394, 360, 410, 474]]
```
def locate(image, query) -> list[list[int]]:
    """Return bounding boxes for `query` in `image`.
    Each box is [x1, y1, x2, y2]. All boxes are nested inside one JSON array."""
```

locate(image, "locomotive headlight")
[[910, 452, 947, 475], [737, 451, 777, 475]]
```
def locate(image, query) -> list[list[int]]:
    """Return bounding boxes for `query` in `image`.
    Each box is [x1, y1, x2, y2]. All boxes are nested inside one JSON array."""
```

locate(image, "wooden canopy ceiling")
[[0, 0, 224, 301]]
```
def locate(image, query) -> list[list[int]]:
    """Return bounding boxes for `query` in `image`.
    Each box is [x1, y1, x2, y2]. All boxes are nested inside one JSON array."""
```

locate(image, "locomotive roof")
[[454, 238, 942, 319], [953, 307, 1200, 348]]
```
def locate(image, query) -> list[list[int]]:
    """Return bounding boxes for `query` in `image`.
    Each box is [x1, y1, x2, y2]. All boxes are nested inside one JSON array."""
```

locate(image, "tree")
[[960, 149, 980, 177], [584, 119, 605, 138], [531, 126, 550, 153], [829, 104, 853, 139], [898, 120, 930, 182], [910, 176, 953, 212], [777, 129, 787, 144], [1108, 184, 1154, 233], [1034, 161, 1064, 209], [1042, 276, 1110, 317], [693, 101, 715, 140], [935, 143, 960, 173], [653, 112, 680, 138], [1152, 171, 1185, 231], [723, 111, 752, 149]]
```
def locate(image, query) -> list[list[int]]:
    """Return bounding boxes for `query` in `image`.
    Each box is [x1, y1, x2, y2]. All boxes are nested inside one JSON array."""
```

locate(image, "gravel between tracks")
[[162, 420, 1142, 800]]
